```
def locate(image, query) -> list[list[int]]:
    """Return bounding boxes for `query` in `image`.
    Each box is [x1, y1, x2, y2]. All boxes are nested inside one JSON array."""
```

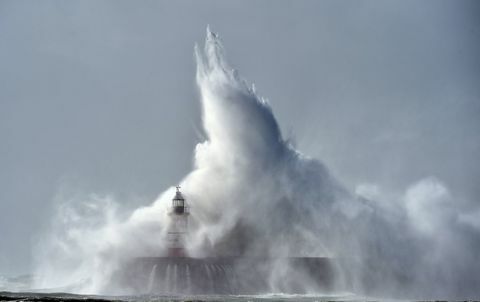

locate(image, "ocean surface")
[[0, 291, 368, 302], [0, 273, 368, 301]]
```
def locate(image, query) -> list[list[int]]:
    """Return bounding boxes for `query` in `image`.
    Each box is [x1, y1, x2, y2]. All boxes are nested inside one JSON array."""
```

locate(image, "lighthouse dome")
[[173, 190, 185, 201]]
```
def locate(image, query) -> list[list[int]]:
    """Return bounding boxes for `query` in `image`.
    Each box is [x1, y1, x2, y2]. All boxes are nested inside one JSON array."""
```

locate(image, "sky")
[[1, 0, 479, 276]]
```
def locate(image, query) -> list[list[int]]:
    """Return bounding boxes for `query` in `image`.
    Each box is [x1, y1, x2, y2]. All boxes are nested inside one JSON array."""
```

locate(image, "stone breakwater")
[[114, 257, 337, 295]]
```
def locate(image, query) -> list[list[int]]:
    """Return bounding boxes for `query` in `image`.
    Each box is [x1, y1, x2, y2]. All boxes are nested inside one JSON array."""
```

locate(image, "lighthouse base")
[[114, 257, 339, 295]]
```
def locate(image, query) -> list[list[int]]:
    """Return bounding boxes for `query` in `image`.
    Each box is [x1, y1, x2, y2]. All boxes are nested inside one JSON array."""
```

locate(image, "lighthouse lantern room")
[[167, 186, 189, 257]]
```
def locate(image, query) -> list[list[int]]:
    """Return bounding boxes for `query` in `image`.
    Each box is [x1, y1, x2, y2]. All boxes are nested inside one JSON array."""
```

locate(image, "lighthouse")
[[167, 186, 189, 257]]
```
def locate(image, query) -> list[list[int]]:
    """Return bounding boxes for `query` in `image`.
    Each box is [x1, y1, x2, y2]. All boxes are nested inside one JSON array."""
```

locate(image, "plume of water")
[[33, 28, 480, 299]]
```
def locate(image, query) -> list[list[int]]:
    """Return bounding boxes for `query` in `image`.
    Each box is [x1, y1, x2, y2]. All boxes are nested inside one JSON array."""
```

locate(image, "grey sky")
[[1, 0, 479, 275]]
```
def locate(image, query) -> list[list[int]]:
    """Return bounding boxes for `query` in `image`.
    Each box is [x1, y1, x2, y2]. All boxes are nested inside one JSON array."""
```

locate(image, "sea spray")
[[33, 28, 480, 299]]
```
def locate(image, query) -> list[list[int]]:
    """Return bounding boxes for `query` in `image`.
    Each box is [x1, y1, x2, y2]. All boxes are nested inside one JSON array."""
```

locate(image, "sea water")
[[0, 291, 365, 302]]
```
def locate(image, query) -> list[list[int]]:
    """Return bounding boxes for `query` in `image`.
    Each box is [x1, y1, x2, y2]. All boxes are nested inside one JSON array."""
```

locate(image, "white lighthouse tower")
[[167, 186, 189, 257]]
